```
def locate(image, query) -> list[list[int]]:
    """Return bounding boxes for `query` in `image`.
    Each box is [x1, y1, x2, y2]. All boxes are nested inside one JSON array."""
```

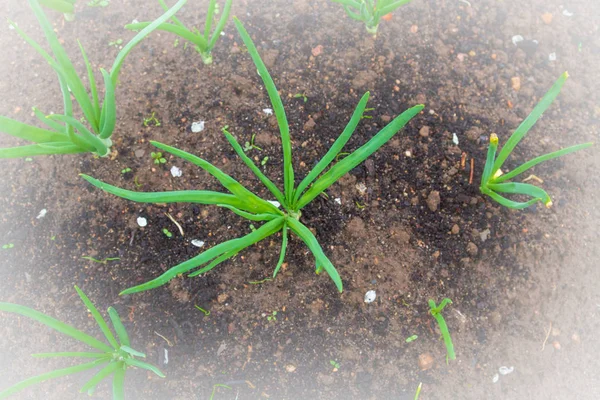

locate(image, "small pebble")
[[136, 217, 147, 227], [364, 290, 376, 303], [285, 364, 296, 373], [263, 108, 273, 116], [170, 166, 182, 177], [418, 353, 434, 371], [36, 209, 47, 219], [499, 366, 514, 375], [191, 239, 205, 248], [191, 121, 205, 133]]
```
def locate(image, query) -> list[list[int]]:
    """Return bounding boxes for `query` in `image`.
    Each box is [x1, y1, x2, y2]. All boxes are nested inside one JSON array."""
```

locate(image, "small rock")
[[217, 293, 229, 304], [134, 149, 145, 158], [170, 166, 182, 177], [381, 115, 391, 123], [191, 121, 205, 133], [263, 108, 273, 116], [355, 182, 367, 195], [311, 45, 323, 57], [466, 126, 482, 142], [303, 118, 316, 131], [364, 290, 376, 303], [136, 217, 147, 227], [541, 12, 553, 24], [426, 191, 441, 212], [285, 364, 296, 373], [451, 224, 460, 235], [499, 366, 514, 375], [410, 24, 418, 33], [511, 76, 521, 91], [191, 239, 205, 248], [479, 229, 491, 242], [452, 133, 459, 145], [553, 341, 561, 350], [36, 209, 47, 219], [466, 242, 478, 256], [419, 126, 430, 137], [418, 353, 434, 371]]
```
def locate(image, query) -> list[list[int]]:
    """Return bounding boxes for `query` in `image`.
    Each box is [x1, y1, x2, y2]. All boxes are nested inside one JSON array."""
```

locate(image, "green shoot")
[[82, 256, 120, 264], [329, 360, 341, 370], [331, 0, 414, 34], [81, 17, 422, 296], [405, 334, 418, 343], [260, 156, 269, 166], [294, 93, 308, 103], [428, 298, 456, 362], [162, 228, 173, 238], [243, 133, 262, 152], [0, 286, 164, 399], [248, 278, 272, 285], [125, 0, 233, 65], [39, 0, 75, 15], [2, 243, 15, 250], [108, 38, 123, 48], [194, 305, 210, 316], [414, 382, 422, 400], [361, 107, 375, 119], [121, 167, 132, 174], [266, 311, 278, 321], [0, 0, 188, 159], [88, 0, 110, 7], [480, 72, 593, 209], [143, 112, 161, 127], [151, 152, 167, 164]]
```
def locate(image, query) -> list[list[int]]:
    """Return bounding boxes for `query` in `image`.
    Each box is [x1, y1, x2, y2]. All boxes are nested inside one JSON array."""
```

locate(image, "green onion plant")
[[0, 286, 164, 399], [125, 0, 232, 65], [331, 0, 413, 34], [480, 72, 593, 209], [0, 0, 188, 159], [39, 0, 75, 16], [428, 298, 455, 362], [81, 17, 423, 296]]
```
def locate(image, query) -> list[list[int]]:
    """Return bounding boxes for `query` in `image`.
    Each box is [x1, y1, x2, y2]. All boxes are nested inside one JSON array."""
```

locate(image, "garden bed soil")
[[1, 0, 599, 399]]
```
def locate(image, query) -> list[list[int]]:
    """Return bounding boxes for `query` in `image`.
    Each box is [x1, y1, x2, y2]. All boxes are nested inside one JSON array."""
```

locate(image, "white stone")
[[137, 217, 147, 227], [334, 198, 342, 205], [549, 52, 557, 61], [36, 209, 47, 219], [512, 35, 524, 45], [452, 133, 459, 145], [263, 108, 273, 116], [191, 239, 205, 248], [364, 290, 376, 303], [191, 121, 205, 133], [170, 166, 182, 177], [499, 366, 514, 375]]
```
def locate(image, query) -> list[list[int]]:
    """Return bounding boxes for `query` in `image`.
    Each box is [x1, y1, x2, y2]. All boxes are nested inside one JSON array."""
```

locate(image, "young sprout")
[[0, 0, 188, 159], [2, 243, 15, 249], [266, 311, 278, 321], [294, 93, 308, 103], [329, 360, 341, 370], [87, 0, 110, 7], [243, 133, 262, 152], [126, 0, 232, 65], [108, 38, 123, 48], [151, 152, 167, 165], [143, 112, 161, 127], [0, 286, 164, 399], [428, 298, 456, 362], [480, 72, 593, 209], [162, 228, 173, 238], [121, 167, 132, 174], [81, 17, 422, 296], [331, 0, 414, 35]]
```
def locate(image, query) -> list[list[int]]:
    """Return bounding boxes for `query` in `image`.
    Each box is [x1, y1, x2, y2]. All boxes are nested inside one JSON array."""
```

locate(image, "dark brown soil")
[[1, 0, 599, 399]]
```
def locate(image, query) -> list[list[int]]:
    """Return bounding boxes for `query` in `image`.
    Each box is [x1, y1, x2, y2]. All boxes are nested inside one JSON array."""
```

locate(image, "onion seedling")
[[480, 72, 593, 209], [0, 286, 164, 399], [125, 0, 232, 65], [428, 298, 455, 362], [81, 17, 422, 296], [0, 0, 188, 159], [331, 0, 414, 35]]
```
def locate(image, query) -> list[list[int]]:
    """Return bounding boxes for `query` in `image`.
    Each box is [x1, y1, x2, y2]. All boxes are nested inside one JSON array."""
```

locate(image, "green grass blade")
[[112, 365, 125, 400], [487, 182, 552, 207], [107, 307, 131, 347], [8, 19, 60, 70], [234, 17, 295, 203], [151, 141, 280, 214], [78, 40, 101, 124], [32, 352, 106, 358], [342, 5, 364, 20], [32, 107, 66, 132], [124, 358, 165, 378], [297, 104, 423, 209], [377, 0, 413, 16], [204, 0, 217, 42], [480, 134, 498, 187], [485, 190, 541, 209], [273, 221, 288, 278], [217, 204, 279, 222], [293, 92, 370, 204], [39, 0, 75, 13], [222, 127, 287, 207], [47, 114, 108, 156], [158, 0, 187, 27], [287, 218, 343, 292], [493, 72, 569, 174], [112, 0, 189, 83], [80, 362, 119, 394], [493, 142, 593, 183], [0, 143, 83, 159], [0, 359, 106, 399], [80, 174, 257, 212], [0, 302, 113, 352], [208, 0, 232, 50], [332, 0, 362, 8], [0, 116, 67, 143], [56, 73, 74, 135], [428, 299, 456, 361], [188, 249, 239, 277], [98, 68, 116, 139], [74, 286, 119, 350], [124, 21, 208, 50], [120, 345, 145, 358], [121, 217, 284, 295]]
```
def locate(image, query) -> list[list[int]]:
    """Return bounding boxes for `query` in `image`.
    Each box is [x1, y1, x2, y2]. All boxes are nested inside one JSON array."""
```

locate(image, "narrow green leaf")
[[112, 0, 190, 84], [208, 0, 232, 50], [79, 362, 119, 394], [32, 107, 66, 132], [77, 40, 101, 124], [273, 222, 288, 278], [98, 68, 116, 139], [222, 128, 287, 207], [293, 92, 370, 204], [39, 0, 75, 13], [0, 359, 106, 399], [47, 114, 108, 156], [377, 0, 413, 16], [188, 249, 239, 277], [484, 189, 541, 209], [217, 204, 279, 222], [121, 217, 284, 295], [124, 21, 208, 51], [204, 0, 217, 42], [112, 365, 125, 400], [31, 352, 106, 358], [74, 286, 119, 350], [493, 72, 569, 174], [0, 116, 67, 143], [297, 104, 423, 209], [480, 134, 498, 188], [488, 182, 552, 207], [0, 143, 83, 159], [124, 358, 165, 378], [0, 302, 113, 352], [158, 0, 187, 28], [287, 219, 343, 292], [493, 142, 593, 183], [120, 345, 144, 358], [107, 307, 131, 347], [428, 299, 456, 361], [151, 141, 280, 214], [234, 17, 295, 203]]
